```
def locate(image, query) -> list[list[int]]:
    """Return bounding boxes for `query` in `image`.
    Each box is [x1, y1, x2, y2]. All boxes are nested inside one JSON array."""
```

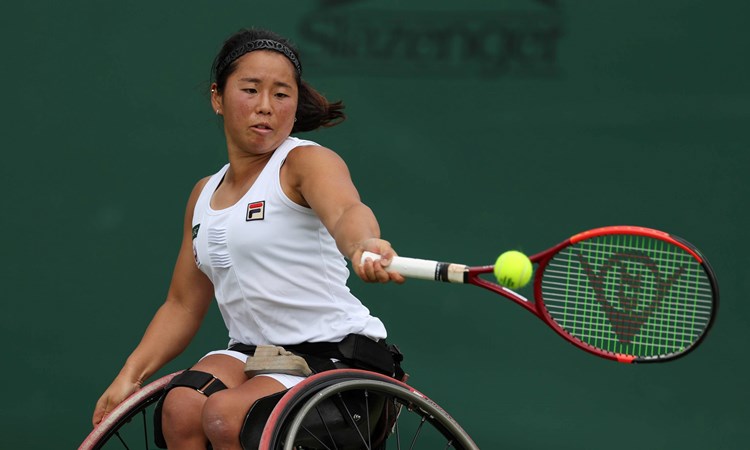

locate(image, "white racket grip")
[[360, 251, 467, 283]]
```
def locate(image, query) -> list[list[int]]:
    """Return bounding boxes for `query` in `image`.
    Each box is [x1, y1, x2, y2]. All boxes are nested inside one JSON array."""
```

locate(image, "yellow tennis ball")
[[494, 251, 533, 289]]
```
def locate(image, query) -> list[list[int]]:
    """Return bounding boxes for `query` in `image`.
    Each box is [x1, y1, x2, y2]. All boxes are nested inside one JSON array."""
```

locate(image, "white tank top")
[[192, 137, 387, 346]]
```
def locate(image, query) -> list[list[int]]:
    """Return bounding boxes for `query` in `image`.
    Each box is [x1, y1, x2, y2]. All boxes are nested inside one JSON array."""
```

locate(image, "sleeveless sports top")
[[192, 137, 387, 346]]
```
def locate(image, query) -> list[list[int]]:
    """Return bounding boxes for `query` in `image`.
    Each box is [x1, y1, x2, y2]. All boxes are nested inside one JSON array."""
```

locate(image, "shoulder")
[[188, 165, 228, 201], [281, 145, 351, 205], [192, 176, 212, 195], [285, 144, 348, 173], [186, 175, 212, 210], [282, 136, 342, 164]]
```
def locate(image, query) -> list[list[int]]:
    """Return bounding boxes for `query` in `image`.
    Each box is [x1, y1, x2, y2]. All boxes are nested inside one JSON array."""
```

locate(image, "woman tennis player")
[[91, 28, 404, 449]]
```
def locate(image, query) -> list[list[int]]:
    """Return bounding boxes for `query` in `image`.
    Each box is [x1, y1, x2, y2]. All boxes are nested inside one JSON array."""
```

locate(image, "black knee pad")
[[153, 370, 228, 449]]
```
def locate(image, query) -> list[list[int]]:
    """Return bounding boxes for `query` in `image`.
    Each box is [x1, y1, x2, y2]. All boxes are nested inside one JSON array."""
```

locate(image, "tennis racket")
[[363, 225, 718, 363]]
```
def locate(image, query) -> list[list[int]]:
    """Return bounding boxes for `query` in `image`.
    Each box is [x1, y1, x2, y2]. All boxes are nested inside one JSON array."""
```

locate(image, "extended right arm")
[[92, 178, 214, 426]]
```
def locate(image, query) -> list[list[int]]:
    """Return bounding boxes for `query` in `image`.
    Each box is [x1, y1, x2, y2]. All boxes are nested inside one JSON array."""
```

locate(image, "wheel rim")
[[278, 379, 478, 450]]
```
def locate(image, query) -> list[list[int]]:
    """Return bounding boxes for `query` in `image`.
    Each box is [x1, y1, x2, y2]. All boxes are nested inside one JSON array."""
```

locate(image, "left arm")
[[281, 145, 404, 284]]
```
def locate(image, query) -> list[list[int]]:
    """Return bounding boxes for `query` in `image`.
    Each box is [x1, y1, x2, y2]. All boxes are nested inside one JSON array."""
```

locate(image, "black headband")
[[216, 39, 302, 78]]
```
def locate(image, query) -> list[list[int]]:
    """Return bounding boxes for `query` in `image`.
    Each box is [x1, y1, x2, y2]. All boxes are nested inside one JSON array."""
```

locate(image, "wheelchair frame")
[[80, 369, 479, 450]]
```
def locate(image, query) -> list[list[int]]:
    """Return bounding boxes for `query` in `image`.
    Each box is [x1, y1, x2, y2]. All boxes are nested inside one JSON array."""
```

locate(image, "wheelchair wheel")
[[79, 371, 182, 450], [258, 369, 478, 450]]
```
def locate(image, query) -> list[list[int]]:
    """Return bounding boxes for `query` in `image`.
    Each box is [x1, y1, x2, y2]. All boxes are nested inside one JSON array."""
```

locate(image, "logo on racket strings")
[[577, 251, 685, 344]]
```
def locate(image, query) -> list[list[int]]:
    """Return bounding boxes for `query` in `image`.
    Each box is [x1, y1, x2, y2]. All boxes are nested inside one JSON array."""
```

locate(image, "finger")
[[375, 252, 392, 267], [363, 257, 378, 282], [373, 261, 391, 283], [352, 259, 365, 280], [92, 403, 107, 427], [390, 271, 406, 284]]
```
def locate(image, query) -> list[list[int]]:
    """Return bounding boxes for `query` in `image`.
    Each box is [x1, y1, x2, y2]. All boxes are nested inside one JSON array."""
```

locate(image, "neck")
[[224, 150, 275, 186]]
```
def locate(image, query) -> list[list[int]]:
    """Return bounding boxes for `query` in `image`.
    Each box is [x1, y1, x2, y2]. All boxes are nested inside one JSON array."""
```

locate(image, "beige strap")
[[244, 345, 312, 378]]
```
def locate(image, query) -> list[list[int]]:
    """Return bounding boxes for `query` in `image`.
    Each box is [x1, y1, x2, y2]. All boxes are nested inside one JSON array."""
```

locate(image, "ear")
[[210, 83, 223, 115]]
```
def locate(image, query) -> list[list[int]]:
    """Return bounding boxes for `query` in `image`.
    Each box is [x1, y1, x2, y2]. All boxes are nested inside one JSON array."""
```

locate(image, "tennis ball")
[[494, 251, 533, 289]]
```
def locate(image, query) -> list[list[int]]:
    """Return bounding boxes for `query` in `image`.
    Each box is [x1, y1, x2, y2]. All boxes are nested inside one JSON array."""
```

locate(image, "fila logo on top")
[[246, 201, 266, 221]]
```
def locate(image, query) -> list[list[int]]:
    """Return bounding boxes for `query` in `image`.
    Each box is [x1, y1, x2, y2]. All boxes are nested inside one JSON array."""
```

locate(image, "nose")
[[256, 92, 272, 115]]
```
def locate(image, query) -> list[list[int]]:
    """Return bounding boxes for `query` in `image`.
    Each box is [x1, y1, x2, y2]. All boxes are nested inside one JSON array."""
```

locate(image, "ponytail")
[[293, 80, 346, 133]]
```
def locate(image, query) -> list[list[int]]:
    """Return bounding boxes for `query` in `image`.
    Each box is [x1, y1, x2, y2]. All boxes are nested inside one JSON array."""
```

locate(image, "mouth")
[[250, 123, 273, 132]]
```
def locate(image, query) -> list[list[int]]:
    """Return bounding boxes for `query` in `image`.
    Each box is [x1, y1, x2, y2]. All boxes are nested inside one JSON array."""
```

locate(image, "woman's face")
[[213, 50, 299, 155]]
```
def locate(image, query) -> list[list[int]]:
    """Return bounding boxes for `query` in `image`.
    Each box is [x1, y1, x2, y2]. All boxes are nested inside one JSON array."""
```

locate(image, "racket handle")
[[360, 251, 467, 283]]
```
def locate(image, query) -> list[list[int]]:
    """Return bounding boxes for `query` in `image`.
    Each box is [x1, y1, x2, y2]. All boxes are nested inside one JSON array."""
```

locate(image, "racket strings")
[[540, 234, 714, 359]]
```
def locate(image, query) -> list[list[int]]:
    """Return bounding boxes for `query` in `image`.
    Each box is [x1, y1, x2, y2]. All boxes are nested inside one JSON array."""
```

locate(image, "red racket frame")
[[463, 225, 717, 363]]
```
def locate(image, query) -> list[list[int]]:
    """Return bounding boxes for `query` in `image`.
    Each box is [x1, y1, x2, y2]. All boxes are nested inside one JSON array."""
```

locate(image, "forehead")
[[231, 50, 298, 84]]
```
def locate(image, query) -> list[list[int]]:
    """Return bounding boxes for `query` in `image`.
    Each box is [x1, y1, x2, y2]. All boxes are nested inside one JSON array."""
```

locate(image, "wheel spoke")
[[393, 404, 402, 450], [114, 431, 131, 449], [335, 392, 370, 449], [266, 375, 478, 450], [408, 415, 427, 450], [298, 424, 334, 450], [78, 371, 181, 450], [141, 409, 150, 450], [312, 404, 338, 450], [365, 389, 372, 449]]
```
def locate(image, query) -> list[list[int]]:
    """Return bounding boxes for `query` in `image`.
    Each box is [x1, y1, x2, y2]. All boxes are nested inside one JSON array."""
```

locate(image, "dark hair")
[[211, 28, 345, 132]]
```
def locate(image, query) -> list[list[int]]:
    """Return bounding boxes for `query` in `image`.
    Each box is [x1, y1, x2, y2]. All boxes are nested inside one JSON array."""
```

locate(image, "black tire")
[[79, 371, 182, 450], [258, 369, 478, 450]]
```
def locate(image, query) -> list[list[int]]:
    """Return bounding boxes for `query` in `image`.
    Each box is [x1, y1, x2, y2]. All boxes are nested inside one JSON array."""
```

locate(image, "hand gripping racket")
[[363, 226, 718, 363]]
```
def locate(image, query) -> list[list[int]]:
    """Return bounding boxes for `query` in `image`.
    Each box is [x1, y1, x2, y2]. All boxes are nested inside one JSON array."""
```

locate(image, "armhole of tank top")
[[275, 145, 318, 215], [198, 164, 230, 215]]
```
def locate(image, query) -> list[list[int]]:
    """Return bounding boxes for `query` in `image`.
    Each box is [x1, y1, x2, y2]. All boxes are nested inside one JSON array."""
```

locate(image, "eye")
[[275, 92, 290, 99], [242, 88, 258, 94]]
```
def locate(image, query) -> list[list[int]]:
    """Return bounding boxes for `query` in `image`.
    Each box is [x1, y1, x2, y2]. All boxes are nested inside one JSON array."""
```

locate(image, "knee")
[[161, 388, 206, 441], [202, 391, 245, 445]]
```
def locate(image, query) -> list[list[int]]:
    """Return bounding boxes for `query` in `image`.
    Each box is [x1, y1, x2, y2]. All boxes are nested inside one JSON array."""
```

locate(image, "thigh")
[[255, 373, 306, 389], [196, 351, 309, 391], [162, 354, 249, 417], [190, 353, 249, 388], [195, 353, 290, 418], [203, 374, 287, 419]]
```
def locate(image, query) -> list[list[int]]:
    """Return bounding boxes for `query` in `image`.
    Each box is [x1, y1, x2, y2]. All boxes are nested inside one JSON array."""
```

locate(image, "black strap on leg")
[[153, 370, 228, 449], [167, 370, 228, 396]]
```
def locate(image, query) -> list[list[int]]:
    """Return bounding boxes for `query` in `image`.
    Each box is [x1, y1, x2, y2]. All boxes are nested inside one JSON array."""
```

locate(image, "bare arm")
[[281, 145, 404, 283], [92, 178, 215, 426]]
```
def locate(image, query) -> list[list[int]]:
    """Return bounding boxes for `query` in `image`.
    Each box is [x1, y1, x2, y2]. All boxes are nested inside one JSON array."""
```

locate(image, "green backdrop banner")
[[2, 1, 748, 448]]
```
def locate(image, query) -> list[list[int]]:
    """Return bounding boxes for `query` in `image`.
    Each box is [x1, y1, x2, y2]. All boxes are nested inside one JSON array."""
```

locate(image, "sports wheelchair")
[[80, 368, 478, 449]]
